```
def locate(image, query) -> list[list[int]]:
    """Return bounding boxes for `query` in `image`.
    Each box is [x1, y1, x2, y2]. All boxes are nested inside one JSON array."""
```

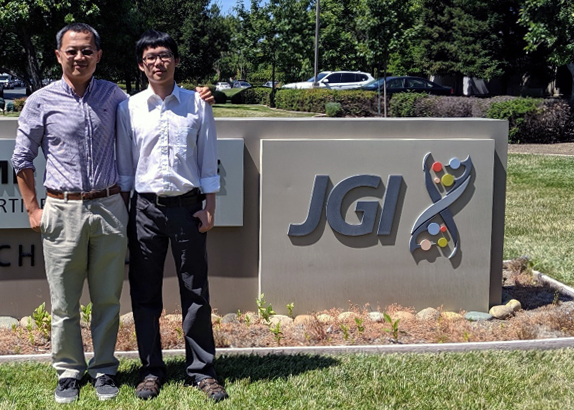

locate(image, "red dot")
[[440, 225, 447, 233], [432, 162, 443, 172]]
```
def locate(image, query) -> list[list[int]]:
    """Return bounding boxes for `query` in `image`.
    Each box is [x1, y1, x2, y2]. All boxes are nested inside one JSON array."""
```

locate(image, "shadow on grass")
[[117, 354, 339, 387], [503, 283, 574, 310]]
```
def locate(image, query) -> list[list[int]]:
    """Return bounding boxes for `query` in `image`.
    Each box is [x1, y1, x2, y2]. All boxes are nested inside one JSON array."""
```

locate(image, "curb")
[[2, 337, 574, 364]]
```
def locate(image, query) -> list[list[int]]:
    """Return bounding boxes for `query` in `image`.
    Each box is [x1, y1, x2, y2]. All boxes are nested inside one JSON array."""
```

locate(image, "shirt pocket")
[[174, 126, 198, 162]]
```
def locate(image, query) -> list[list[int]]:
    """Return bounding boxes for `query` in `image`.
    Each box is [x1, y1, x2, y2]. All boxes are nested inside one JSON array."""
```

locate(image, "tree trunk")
[[567, 63, 574, 103], [18, 27, 42, 92]]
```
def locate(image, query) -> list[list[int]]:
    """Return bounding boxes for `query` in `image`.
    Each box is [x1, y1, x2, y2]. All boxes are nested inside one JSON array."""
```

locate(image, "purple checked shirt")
[[11, 78, 128, 192]]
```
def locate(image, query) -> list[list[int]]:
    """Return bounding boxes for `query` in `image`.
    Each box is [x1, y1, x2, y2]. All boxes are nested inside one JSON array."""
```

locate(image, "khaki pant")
[[41, 194, 128, 379]]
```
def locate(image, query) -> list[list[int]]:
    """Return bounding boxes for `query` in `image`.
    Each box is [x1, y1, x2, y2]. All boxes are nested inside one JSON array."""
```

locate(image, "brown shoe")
[[135, 376, 161, 400], [197, 378, 229, 402]]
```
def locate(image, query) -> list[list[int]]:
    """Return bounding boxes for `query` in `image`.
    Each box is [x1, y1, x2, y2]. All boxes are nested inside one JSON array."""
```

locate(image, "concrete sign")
[[260, 139, 495, 313], [0, 139, 244, 228]]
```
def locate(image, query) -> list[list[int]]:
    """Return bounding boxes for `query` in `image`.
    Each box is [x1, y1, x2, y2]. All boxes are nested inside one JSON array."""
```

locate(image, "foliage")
[[325, 102, 344, 117], [487, 98, 540, 142], [80, 303, 92, 325], [31, 302, 51, 340], [242, 87, 272, 105], [287, 303, 294, 318], [270, 322, 283, 345], [388, 92, 430, 117], [383, 312, 401, 341], [11, 97, 26, 112], [256, 293, 276, 322]]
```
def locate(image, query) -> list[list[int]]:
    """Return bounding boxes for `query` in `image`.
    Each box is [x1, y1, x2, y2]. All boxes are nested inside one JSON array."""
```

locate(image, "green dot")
[[441, 174, 454, 187]]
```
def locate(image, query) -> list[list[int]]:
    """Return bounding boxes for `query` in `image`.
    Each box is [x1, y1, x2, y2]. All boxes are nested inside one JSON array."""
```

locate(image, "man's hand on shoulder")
[[196, 86, 215, 106]]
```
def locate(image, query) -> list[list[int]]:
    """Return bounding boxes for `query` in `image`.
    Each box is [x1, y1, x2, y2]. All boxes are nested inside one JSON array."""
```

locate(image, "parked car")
[[282, 71, 374, 90], [232, 80, 251, 89], [215, 81, 231, 91], [362, 76, 453, 95], [263, 80, 279, 88]]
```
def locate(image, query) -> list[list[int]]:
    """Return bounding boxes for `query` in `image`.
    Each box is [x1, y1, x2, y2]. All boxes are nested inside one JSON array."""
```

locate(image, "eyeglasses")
[[63, 49, 97, 58], [142, 52, 174, 64]]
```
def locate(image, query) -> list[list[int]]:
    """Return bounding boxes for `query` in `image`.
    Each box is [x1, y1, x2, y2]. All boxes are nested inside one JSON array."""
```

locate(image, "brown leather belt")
[[46, 184, 121, 201]]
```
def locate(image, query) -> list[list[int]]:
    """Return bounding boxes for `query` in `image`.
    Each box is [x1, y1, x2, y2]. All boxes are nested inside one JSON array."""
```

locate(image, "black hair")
[[136, 29, 179, 62], [56, 23, 101, 50]]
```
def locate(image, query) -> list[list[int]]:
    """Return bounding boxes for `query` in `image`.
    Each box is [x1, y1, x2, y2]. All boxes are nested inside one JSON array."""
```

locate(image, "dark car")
[[362, 76, 453, 95]]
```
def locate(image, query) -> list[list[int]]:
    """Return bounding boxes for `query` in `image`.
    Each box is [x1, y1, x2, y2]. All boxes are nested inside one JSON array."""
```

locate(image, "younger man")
[[116, 30, 227, 402]]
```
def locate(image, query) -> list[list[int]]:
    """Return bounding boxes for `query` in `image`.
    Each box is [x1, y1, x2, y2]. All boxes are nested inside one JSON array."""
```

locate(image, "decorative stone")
[[393, 311, 416, 322], [211, 314, 222, 324], [269, 315, 293, 327], [293, 315, 315, 325], [489, 305, 514, 319], [221, 313, 239, 324], [19, 316, 36, 329], [120, 312, 134, 326], [506, 299, 522, 312], [0, 316, 18, 330], [441, 311, 463, 321], [163, 314, 180, 323], [337, 312, 358, 321], [416, 307, 440, 321], [317, 314, 334, 324], [368, 312, 385, 322], [464, 311, 493, 321]]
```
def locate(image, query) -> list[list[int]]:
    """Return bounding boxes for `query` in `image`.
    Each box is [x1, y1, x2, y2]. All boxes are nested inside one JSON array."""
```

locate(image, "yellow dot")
[[441, 174, 454, 187], [437, 238, 448, 248]]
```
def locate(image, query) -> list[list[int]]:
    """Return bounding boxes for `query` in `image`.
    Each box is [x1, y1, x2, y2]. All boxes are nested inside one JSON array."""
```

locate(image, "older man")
[[11, 23, 212, 404]]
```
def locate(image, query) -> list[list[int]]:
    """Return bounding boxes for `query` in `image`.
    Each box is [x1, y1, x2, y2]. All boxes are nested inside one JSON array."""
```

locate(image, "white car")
[[215, 82, 231, 91], [282, 71, 374, 90]]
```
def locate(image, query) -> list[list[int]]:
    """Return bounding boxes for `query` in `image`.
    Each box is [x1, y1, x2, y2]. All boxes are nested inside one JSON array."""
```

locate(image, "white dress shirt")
[[116, 84, 220, 196]]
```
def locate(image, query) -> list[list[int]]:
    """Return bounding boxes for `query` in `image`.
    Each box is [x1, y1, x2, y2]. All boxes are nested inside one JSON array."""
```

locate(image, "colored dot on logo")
[[420, 239, 432, 251], [441, 174, 454, 187], [434, 177, 441, 184], [432, 162, 443, 172], [428, 223, 440, 236], [449, 157, 461, 170], [440, 225, 447, 233], [437, 237, 448, 248]]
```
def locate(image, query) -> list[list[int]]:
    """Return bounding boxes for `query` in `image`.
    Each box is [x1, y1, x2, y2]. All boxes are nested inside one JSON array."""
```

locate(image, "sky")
[[212, 0, 239, 15]]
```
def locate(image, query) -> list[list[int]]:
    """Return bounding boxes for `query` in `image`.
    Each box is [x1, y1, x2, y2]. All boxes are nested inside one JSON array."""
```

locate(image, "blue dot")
[[428, 223, 440, 236], [449, 158, 461, 170]]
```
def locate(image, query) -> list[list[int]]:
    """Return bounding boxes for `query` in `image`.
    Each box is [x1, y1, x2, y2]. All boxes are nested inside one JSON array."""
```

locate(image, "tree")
[[519, 0, 574, 101], [356, 0, 417, 115]]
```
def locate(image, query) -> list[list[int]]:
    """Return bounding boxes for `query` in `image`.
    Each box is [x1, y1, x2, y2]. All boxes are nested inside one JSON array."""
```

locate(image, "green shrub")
[[242, 87, 272, 105], [213, 91, 227, 104], [325, 102, 344, 117], [487, 97, 540, 143], [12, 98, 27, 112], [388, 92, 430, 117]]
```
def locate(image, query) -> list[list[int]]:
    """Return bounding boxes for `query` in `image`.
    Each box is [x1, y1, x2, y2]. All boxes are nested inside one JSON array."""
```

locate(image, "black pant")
[[128, 192, 217, 383]]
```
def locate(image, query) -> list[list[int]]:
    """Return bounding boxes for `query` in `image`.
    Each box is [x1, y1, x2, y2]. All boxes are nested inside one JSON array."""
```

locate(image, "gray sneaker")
[[94, 374, 119, 401], [54, 377, 80, 404]]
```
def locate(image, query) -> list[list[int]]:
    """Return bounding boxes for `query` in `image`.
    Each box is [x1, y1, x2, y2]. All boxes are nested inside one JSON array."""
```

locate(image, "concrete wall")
[[0, 117, 507, 318]]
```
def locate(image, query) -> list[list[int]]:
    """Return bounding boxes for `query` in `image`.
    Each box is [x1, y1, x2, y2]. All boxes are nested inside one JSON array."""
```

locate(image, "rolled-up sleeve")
[[11, 95, 44, 174], [116, 100, 135, 192], [196, 97, 220, 194]]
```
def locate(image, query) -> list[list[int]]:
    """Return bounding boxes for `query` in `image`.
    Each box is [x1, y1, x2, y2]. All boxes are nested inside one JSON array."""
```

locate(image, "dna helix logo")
[[410, 153, 473, 259]]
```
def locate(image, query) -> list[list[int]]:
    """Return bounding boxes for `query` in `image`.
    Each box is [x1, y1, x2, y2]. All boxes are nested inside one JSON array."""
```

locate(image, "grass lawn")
[[213, 104, 316, 117], [504, 154, 574, 287], [2, 350, 574, 409]]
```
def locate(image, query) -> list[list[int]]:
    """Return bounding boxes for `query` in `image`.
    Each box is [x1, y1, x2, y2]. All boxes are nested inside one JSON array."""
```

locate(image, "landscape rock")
[[506, 299, 522, 312], [416, 308, 440, 321], [464, 311, 493, 321], [19, 316, 36, 329], [221, 313, 239, 324], [316, 314, 334, 324], [338, 312, 358, 321], [489, 305, 515, 319], [0, 316, 18, 330], [393, 311, 416, 322], [293, 315, 315, 325], [368, 312, 385, 322], [120, 312, 134, 326], [269, 315, 293, 327], [441, 312, 463, 321]]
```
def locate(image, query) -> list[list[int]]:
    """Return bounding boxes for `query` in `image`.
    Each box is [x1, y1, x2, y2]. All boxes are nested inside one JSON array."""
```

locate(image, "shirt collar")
[[59, 76, 95, 97], [145, 82, 181, 104]]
